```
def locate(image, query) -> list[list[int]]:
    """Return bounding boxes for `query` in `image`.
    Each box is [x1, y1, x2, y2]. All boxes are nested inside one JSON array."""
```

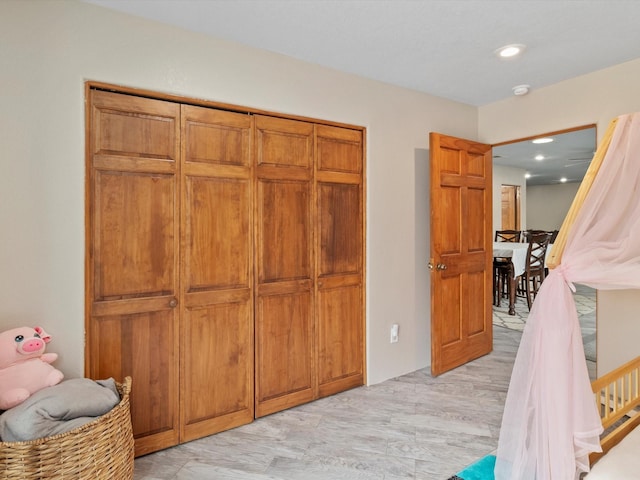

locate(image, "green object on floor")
[[453, 454, 496, 480]]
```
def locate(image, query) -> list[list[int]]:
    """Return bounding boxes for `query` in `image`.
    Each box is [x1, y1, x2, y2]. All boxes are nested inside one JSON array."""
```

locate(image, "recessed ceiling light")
[[512, 84, 530, 96], [560, 177, 568, 183], [495, 44, 526, 58], [532, 137, 554, 144], [535, 154, 544, 161], [524, 173, 531, 179]]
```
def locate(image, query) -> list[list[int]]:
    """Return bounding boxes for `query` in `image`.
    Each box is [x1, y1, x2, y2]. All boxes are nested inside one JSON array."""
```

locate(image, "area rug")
[[447, 454, 495, 480]]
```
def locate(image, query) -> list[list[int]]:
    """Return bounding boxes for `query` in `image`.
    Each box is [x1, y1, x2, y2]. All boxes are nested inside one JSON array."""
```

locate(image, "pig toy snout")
[[16, 334, 45, 354]]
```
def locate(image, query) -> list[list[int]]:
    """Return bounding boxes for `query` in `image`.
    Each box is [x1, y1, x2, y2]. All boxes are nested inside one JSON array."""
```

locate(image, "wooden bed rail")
[[589, 355, 640, 465]]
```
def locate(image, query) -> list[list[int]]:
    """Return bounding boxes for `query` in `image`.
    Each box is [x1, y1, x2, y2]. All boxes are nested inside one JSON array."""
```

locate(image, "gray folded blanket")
[[0, 378, 120, 442]]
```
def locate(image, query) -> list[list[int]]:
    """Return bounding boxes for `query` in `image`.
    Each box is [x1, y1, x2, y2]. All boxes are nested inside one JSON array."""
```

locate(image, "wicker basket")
[[0, 376, 134, 480]]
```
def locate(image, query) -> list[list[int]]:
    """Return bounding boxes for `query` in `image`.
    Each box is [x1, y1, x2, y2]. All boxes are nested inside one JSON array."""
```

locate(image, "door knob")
[[427, 262, 434, 270], [436, 263, 447, 271], [169, 298, 178, 308]]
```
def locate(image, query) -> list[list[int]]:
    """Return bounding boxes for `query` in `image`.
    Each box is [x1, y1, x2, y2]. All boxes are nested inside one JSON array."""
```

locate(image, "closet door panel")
[[91, 91, 177, 162], [255, 115, 315, 416], [317, 183, 362, 276], [88, 310, 178, 455], [257, 180, 311, 282], [317, 283, 363, 394], [256, 115, 313, 169], [255, 290, 313, 416], [316, 124, 363, 175], [93, 171, 175, 300], [315, 126, 365, 397], [181, 105, 254, 439], [184, 177, 250, 289], [181, 302, 253, 441], [87, 90, 181, 456]]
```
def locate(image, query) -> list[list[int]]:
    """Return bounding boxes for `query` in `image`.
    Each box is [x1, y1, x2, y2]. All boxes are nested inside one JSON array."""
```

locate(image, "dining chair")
[[542, 230, 559, 276], [493, 230, 521, 305], [522, 229, 551, 243], [495, 230, 521, 243], [521, 232, 552, 310]]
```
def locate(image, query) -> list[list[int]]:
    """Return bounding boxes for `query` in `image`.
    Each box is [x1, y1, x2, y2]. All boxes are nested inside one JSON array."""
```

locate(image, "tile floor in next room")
[[134, 289, 597, 480]]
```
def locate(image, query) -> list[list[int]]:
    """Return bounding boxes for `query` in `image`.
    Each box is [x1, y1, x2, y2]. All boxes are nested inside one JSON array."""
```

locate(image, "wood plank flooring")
[[134, 326, 521, 480]]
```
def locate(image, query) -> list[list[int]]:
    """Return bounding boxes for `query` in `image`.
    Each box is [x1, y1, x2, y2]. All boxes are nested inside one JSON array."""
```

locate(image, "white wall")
[[0, 0, 478, 384], [479, 58, 640, 376], [526, 183, 581, 231], [492, 164, 527, 234]]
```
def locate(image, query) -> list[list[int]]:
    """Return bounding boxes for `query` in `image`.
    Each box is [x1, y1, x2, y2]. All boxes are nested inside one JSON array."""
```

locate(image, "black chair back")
[[495, 230, 521, 243], [519, 232, 552, 310], [522, 229, 547, 243], [526, 233, 551, 273]]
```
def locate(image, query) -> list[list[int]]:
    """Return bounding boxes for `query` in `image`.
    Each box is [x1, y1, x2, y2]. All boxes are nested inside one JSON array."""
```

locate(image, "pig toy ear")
[[34, 326, 52, 343]]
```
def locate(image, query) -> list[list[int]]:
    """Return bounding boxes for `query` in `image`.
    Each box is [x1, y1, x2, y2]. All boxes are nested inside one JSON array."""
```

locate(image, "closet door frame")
[[85, 81, 367, 453]]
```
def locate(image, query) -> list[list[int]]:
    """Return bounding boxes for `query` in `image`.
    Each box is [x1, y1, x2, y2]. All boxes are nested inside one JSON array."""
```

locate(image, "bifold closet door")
[[254, 115, 316, 417], [88, 87, 365, 454], [315, 125, 365, 396], [87, 91, 256, 455], [180, 105, 254, 441], [87, 90, 181, 456]]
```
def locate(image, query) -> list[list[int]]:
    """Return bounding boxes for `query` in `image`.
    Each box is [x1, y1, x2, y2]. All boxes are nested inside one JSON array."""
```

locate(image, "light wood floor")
[[134, 326, 521, 480]]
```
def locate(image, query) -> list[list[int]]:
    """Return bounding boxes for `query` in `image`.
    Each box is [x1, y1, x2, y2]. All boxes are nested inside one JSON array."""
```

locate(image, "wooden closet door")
[[255, 115, 315, 417], [315, 125, 365, 396], [87, 90, 181, 456], [180, 105, 254, 441]]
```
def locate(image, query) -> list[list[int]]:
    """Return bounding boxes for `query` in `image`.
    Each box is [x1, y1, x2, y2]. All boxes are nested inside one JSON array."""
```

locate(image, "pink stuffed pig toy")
[[0, 326, 64, 409]]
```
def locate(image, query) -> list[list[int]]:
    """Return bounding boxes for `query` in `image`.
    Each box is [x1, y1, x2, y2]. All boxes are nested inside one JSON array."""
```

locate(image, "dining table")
[[493, 241, 554, 315]]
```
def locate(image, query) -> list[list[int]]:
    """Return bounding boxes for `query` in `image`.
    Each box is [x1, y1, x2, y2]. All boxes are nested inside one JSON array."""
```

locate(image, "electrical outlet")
[[390, 323, 399, 343]]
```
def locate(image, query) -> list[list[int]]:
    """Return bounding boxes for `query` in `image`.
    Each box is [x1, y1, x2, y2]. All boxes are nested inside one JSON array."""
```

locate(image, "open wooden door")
[[429, 133, 493, 375]]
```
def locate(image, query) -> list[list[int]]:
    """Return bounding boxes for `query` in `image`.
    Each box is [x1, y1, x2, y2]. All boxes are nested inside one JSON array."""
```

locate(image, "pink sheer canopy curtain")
[[495, 113, 640, 480]]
